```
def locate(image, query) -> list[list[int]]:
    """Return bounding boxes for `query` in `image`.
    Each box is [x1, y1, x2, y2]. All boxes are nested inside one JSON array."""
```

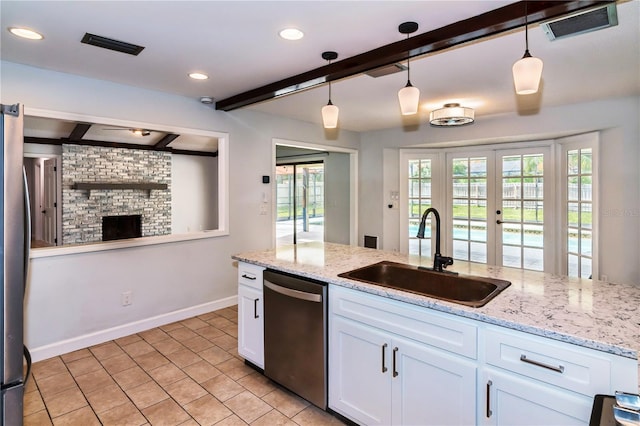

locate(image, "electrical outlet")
[[121, 291, 132, 306]]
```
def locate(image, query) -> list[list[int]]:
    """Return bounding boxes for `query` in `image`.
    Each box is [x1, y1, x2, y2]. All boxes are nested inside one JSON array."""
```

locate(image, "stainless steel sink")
[[337, 261, 511, 307]]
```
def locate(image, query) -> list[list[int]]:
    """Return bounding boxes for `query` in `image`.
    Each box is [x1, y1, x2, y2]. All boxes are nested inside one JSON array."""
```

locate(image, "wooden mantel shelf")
[[73, 182, 168, 191]]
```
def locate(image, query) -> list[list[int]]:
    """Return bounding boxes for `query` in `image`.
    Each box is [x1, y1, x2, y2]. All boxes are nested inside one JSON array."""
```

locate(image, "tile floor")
[[23, 305, 346, 425]]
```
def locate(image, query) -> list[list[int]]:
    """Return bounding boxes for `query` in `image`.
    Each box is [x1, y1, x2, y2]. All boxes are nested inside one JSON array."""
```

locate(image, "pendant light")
[[397, 21, 420, 115], [321, 51, 339, 129], [512, 2, 543, 95], [430, 103, 474, 126]]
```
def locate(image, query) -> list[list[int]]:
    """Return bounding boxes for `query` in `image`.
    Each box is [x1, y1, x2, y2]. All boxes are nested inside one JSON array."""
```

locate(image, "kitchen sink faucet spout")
[[416, 207, 455, 273]]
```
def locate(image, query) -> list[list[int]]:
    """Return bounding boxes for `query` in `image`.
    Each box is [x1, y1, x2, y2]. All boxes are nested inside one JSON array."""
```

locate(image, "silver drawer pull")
[[520, 354, 565, 373], [241, 274, 256, 280]]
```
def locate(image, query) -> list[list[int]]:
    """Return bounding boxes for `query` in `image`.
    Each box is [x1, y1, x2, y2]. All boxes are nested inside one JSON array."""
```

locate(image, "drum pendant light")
[[397, 22, 420, 115], [321, 51, 339, 128], [512, 2, 543, 95]]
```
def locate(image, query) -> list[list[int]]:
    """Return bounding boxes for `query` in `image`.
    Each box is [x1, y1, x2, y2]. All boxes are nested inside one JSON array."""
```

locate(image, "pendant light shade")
[[398, 22, 420, 116], [322, 102, 339, 129], [321, 51, 339, 129], [513, 3, 543, 95]]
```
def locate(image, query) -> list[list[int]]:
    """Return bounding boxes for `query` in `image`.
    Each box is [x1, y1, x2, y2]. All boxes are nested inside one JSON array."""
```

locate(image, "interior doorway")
[[24, 155, 61, 248]]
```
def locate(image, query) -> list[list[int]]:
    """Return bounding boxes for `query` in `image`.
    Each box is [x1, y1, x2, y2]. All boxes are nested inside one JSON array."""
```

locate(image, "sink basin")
[[337, 261, 511, 308]]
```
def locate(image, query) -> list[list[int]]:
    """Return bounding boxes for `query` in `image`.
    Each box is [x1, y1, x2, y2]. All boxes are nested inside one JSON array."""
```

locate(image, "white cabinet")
[[329, 285, 477, 426], [237, 262, 265, 368]]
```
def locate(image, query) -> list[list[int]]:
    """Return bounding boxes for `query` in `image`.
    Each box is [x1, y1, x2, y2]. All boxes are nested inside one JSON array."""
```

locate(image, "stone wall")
[[62, 144, 171, 244]]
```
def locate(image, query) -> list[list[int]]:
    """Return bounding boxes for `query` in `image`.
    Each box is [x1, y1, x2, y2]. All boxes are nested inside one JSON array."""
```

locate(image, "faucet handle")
[[441, 256, 454, 269]]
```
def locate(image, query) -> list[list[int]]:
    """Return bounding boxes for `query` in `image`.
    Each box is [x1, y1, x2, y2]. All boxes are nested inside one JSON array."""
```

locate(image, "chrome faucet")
[[416, 207, 455, 273]]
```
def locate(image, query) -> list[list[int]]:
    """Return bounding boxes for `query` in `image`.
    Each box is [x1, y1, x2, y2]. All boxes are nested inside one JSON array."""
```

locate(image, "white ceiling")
[[2, 1, 639, 134]]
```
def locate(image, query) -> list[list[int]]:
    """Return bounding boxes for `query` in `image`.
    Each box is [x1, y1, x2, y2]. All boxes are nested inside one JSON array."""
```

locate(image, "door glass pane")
[[452, 157, 487, 264], [408, 158, 432, 258], [566, 147, 593, 278], [502, 245, 521, 268]]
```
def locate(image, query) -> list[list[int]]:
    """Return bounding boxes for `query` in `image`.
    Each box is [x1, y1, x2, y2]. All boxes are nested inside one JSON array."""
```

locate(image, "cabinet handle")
[[241, 273, 256, 280], [381, 343, 388, 373], [520, 354, 565, 373], [392, 347, 399, 377], [253, 298, 259, 319], [486, 380, 493, 418]]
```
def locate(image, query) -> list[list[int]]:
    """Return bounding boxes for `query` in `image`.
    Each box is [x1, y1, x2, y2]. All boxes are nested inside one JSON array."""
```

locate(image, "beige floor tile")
[[183, 394, 232, 425], [23, 388, 46, 416], [37, 372, 77, 399], [221, 324, 238, 338], [51, 406, 100, 426], [126, 380, 169, 410], [100, 353, 137, 375], [216, 308, 238, 321], [114, 334, 143, 346], [65, 356, 103, 378], [180, 317, 209, 330], [165, 377, 208, 406], [138, 327, 169, 344], [177, 420, 200, 426], [182, 360, 222, 384], [159, 321, 184, 332], [85, 383, 130, 413], [198, 346, 232, 366], [168, 327, 199, 343], [142, 398, 190, 425], [75, 368, 116, 394], [236, 372, 277, 398], [90, 341, 125, 361], [261, 388, 310, 419], [112, 366, 152, 391], [121, 340, 155, 358], [252, 410, 298, 426], [97, 401, 147, 426], [148, 363, 188, 387], [201, 374, 244, 402], [196, 311, 220, 321], [165, 348, 202, 368], [31, 357, 67, 381], [152, 338, 185, 356], [291, 405, 346, 426], [60, 348, 92, 363], [206, 316, 235, 330], [210, 334, 237, 351], [224, 391, 272, 424], [24, 409, 53, 426], [45, 387, 87, 418], [181, 335, 214, 352], [134, 350, 170, 372], [196, 325, 225, 341], [216, 358, 254, 381], [216, 414, 249, 425]]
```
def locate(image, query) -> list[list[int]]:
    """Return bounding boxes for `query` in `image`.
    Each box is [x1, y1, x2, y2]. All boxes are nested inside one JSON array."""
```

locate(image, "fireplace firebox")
[[102, 215, 142, 241]]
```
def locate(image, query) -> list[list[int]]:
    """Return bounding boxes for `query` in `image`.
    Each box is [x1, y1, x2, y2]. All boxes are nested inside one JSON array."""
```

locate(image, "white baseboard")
[[28, 296, 238, 362]]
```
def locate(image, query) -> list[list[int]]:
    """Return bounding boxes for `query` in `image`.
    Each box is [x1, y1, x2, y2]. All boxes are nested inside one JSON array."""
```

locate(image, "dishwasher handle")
[[264, 280, 323, 303]]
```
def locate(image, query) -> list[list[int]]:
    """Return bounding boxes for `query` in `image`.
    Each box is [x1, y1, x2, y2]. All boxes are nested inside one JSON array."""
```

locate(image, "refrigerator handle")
[[23, 166, 31, 293]]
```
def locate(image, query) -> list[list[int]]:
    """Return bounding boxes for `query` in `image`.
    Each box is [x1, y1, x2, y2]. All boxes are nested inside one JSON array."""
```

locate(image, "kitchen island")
[[233, 242, 640, 424]]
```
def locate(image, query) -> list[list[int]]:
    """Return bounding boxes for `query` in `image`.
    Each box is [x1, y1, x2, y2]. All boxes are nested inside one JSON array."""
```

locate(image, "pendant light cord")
[[406, 33, 411, 83], [525, 1, 529, 52]]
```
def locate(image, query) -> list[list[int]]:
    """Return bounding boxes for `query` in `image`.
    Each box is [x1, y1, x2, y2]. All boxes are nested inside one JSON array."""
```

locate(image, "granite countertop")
[[233, 242, 640, 383]]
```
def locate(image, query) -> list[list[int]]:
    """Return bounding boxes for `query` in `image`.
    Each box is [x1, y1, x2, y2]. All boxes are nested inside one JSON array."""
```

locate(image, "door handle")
[[381, 343, 388, 373], [496, 220, 503, 224], [264, 280, 322, 303], [253, 298, 259, 319], [392, 347, 399, 377], [486, 380, 493, 418], [241, 273, 256, 280], [520, 354, 565, 373]]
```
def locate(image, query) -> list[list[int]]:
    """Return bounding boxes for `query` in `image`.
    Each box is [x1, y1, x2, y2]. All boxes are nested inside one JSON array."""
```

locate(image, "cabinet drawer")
[[484, 327, 611, 396], [238, 262, 265, 290], [330, 285, 477, 359]]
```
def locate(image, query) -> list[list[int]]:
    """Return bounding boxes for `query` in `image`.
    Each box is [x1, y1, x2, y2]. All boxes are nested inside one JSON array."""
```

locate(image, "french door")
[[447, 146, 553, 272]]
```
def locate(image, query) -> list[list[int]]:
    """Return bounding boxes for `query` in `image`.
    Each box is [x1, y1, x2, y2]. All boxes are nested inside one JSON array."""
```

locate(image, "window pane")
[[453, 199, 469, 219], [409, 160, 421, 178], [568, 254, 579, 277], [453, 220, 469, 240], [470, 199, 487, 220], [503, 223, 522, 246], [453, 179, 468, 197], [523, 201, 544, 223], [568, 230, 579, 254], [581, 230, 592, 256], [503, 156, 521, 176], [503, 178, 521, 199], [581, 257, 592, 279], [470, 157, 487, 176], [523, 247, 544, 271], [421, 180, 432, 198], [470, 242, 487, 263], [581, 176, 592, 201], [502, 201, 522, 222], [568, 150, 579, 175], [524, 155, 544, 176], [581, 203, 592, 229], [524, 224, 544, 248], [470, 221, 487, 242], [503, 245, 521, 268], [453, 159, 468, 177], [469, 179, 486, 200], [581, 149, 592, 174], [567, 176, 579, 201], [453, 239, 469, 261], [568, 203, 579, 227], [525, 177, 544, 200]]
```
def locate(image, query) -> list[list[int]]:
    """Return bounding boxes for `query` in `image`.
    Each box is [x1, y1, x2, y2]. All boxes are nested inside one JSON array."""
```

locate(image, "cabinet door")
[[392, 337, 477, 426], [329, 316, 392, 425], [480, 368, 592, 426], [238, 284, 264, 368]]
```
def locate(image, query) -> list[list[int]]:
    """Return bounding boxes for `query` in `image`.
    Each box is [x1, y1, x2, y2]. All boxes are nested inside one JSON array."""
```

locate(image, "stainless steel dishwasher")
[[263, 269, 327, 409]]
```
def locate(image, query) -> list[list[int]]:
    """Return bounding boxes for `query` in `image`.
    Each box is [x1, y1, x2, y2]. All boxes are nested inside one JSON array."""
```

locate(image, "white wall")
[[359, 97, 640, 285], [324, 152, 351, 244], [1, 60, 361, 359], [172, 154, 218, 233]]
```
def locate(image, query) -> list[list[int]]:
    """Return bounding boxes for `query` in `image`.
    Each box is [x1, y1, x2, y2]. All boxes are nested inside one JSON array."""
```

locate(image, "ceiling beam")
[[215, 0, 611, 111], [68, 123, 92, 141], [154, 133, 179, 148]]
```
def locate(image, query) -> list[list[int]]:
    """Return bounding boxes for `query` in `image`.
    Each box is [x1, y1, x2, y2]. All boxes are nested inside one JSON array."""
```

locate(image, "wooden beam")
[[68, 123, 91, 141], [154, 133, 179, 148], [215, 0, 611, 111], [24, 136, 218, 157]]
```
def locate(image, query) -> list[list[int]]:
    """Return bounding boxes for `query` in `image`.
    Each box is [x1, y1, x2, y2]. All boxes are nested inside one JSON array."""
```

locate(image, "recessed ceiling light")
[[8, 27, 44, 40], [188, 72, 209, 80], [279, 28, 304, 41]]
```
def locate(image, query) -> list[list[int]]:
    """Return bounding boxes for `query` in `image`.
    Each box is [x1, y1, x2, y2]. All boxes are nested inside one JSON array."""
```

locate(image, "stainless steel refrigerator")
[[1, 103, 31, 425]]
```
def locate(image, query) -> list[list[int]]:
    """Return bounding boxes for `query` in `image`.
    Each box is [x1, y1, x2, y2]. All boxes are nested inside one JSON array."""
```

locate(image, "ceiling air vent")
[[81, 33, 145, 55], [365, 63, 407, 78], [541, 3, 618, 41]]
